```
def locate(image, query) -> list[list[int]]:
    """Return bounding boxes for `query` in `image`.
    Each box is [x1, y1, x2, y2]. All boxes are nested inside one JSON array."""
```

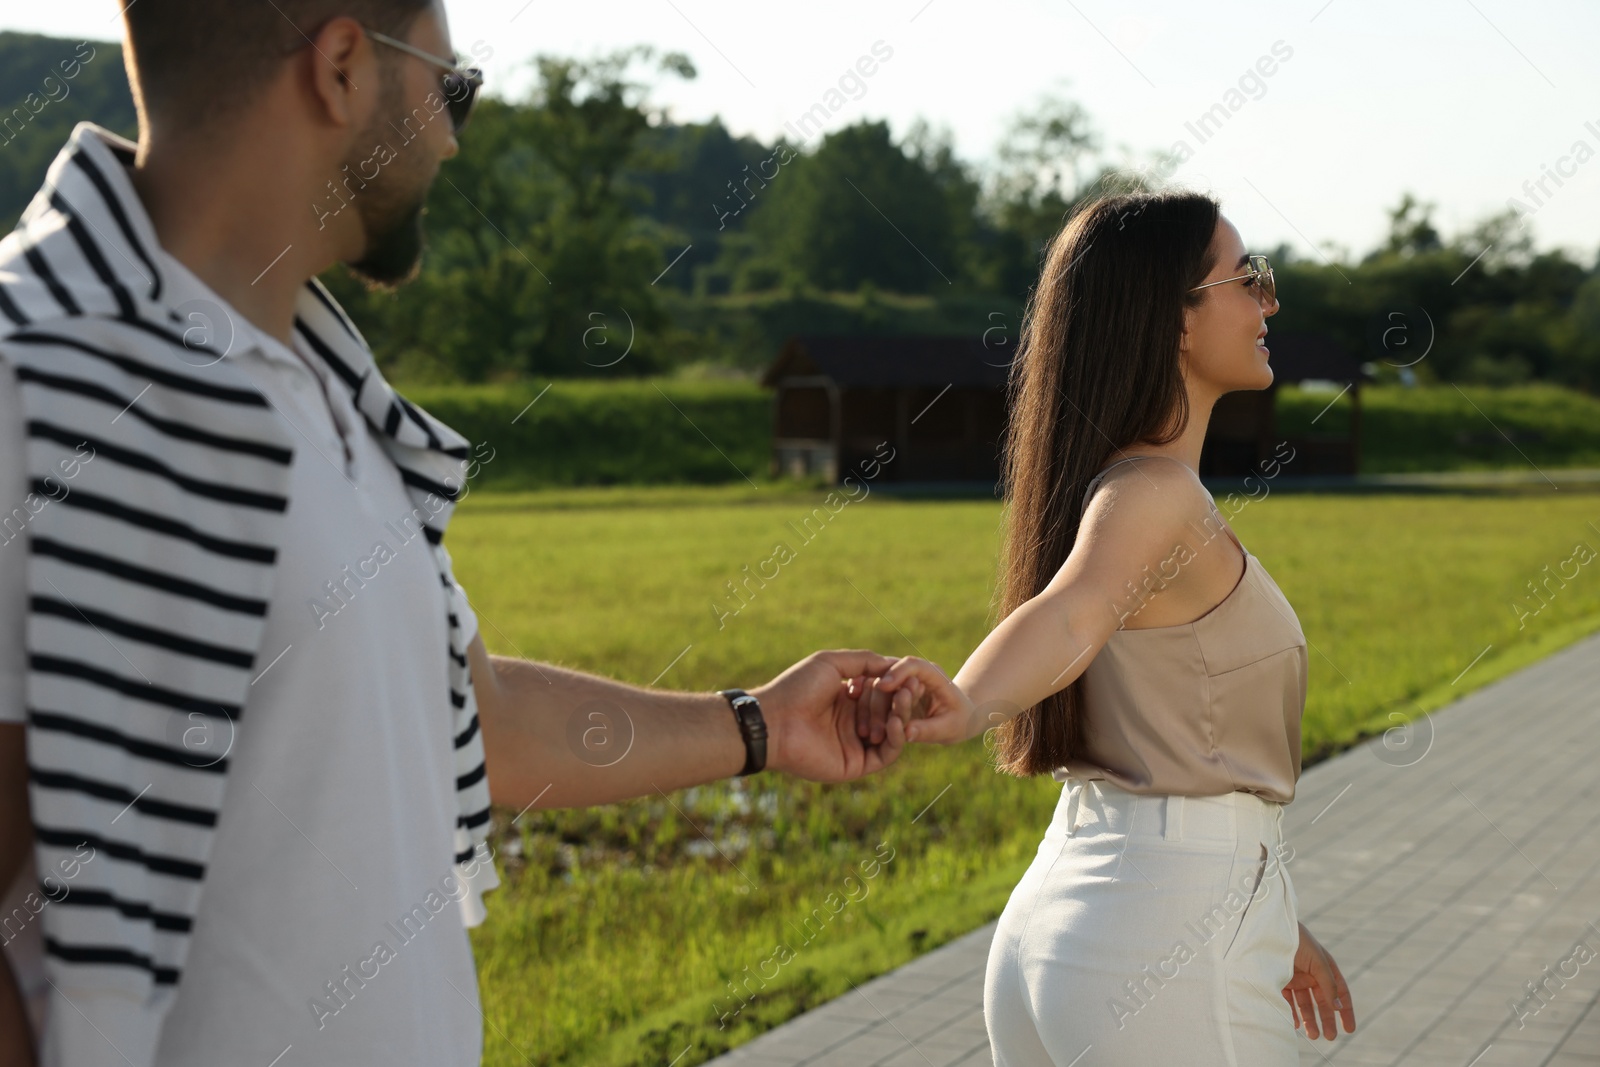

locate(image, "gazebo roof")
[[1261, 332, 1372, 384], [762, 335, 1014, 389]]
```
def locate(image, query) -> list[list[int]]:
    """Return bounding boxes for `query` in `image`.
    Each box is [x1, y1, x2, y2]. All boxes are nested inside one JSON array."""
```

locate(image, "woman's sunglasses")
[[1189, 254, 1276, 306], [362, 27, 484, 133]]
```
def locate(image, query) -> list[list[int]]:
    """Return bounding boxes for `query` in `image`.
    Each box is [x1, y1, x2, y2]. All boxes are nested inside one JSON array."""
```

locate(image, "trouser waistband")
[[1056, 772, 1286, 846]]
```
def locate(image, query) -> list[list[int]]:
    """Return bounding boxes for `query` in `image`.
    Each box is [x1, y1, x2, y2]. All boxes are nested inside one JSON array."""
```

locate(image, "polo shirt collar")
[[21, 120, 471, 464]]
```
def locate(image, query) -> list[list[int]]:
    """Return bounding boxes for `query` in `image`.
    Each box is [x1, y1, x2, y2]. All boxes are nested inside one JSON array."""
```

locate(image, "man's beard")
[[347, 195, 427, 289], [343, 76, 431, 290]]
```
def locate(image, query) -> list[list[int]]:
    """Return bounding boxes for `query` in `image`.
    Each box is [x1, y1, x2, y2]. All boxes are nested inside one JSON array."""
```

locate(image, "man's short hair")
[[123, 0, 434, 129]]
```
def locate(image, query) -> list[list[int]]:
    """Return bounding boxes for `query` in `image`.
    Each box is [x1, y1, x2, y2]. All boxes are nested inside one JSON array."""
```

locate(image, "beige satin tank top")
[[1051, 454, 1308, 803]]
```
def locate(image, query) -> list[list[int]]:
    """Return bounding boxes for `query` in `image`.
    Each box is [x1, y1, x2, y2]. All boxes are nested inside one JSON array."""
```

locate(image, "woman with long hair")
[[864, 191, 1357, 1064]]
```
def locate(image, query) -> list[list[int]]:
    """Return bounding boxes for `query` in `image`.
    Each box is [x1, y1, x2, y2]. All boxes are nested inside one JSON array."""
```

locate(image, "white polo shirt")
[[0, 246, 490, 1065]]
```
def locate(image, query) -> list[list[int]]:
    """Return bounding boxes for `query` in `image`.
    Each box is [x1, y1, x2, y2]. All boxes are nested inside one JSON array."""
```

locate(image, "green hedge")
[[1276, 381, 1600, 472], [406, 377, 772, 490], [402, 379, 1600, 492]]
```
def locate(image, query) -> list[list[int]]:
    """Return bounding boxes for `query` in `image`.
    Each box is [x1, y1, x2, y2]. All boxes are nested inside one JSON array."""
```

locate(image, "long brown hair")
[[990, 190, 1221, 777]]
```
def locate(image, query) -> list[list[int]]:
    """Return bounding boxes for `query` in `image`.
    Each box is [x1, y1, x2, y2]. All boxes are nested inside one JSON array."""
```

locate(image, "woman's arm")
[[874, 462, 1216, 744]]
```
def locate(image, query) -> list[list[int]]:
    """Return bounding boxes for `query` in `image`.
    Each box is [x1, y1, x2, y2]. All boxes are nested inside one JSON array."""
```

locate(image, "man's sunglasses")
[[1189, 254, 1276, 306], [362, 27, 484, 133]]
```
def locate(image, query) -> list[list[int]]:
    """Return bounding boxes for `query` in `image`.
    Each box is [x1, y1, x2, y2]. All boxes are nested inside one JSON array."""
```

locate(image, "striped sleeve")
[[440, 552, 498, 927], [450, 569, 480, 653], [8, 315, 293, 1046]]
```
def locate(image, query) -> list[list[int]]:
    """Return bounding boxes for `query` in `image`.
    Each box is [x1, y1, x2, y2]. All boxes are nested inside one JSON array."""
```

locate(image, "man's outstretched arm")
[[468, 635, 909, 812]]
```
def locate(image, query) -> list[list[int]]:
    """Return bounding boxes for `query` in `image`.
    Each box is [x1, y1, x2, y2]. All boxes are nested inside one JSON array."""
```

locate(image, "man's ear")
[[303, 15, 378, 131]]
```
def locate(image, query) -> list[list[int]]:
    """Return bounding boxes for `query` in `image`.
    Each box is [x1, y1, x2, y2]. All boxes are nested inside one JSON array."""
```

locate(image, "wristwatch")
[[718, 688, 768, 776]]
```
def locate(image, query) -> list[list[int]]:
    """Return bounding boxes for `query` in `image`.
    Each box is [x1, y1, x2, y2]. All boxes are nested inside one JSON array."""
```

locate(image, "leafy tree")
[[0, 32, 136, 227], [1372, 192, 1444, 259], [901, 118, 987, 291], [1551, 275, 1600, 391], [627, 118, 772, 293], [990, 93, 1099, 224], [970, 92, 1178, 301], [736, 119, 965, 294], [328, 47, 697, 380], [6, 33, 1597, 394]]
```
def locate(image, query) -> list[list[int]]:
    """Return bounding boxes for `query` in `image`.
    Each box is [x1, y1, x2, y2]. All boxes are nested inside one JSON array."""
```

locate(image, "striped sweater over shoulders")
[[0, 121, 496, 1062]]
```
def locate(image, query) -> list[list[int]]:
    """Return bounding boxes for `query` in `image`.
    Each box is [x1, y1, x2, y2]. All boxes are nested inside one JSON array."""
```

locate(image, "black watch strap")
[[718, 688, 767, 776]]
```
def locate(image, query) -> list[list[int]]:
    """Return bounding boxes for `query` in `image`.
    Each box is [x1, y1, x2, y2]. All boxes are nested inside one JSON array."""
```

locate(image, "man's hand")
[[753, 650, 908, 783]]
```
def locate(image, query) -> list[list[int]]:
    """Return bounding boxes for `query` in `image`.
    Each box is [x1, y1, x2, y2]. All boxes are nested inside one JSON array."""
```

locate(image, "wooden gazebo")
[[761, 335, 1013, 484], [762, 332, 1370, 485]]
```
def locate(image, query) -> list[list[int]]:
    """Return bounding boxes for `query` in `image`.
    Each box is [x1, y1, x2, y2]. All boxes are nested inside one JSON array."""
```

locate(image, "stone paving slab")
[[705, 629, 1600, 1066]]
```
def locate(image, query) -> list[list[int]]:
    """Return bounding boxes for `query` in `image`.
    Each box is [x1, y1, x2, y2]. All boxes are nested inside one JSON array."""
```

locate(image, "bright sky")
[[8, 0, 1600, 265]]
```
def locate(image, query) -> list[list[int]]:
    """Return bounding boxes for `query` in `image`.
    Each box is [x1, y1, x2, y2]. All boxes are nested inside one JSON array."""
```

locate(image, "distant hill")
[[0, 32, 136, 227]]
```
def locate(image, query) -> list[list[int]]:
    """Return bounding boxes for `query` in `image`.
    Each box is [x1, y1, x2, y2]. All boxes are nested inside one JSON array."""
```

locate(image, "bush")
[[407, 377, 772, 490]]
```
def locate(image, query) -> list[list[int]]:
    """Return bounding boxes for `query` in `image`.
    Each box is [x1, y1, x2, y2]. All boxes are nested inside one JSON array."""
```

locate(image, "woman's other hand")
[[1282, 922, 1356, 1040]]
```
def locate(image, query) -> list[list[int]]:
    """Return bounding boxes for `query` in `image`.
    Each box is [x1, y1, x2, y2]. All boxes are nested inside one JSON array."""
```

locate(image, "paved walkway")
[[706, 629, 1600, 1066]]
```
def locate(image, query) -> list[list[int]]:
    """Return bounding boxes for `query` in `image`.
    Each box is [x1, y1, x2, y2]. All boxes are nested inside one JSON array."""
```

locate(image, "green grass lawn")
[[447, 484, 1600, 1066]]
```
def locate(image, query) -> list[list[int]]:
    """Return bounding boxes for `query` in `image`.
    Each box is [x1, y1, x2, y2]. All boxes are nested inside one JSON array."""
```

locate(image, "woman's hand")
[[1282, 922, 1355, 1040], [867, 656, 984, 745]]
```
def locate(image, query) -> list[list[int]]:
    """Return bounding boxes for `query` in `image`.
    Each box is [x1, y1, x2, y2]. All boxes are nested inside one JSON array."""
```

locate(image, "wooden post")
[[828, 381, 842, 484], [1349, 378, 1363, 475], [895, 388, 910, 481]]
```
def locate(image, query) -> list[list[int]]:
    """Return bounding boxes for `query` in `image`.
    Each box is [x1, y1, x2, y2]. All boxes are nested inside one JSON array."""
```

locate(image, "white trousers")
[[985, 776, 1302, 1065]]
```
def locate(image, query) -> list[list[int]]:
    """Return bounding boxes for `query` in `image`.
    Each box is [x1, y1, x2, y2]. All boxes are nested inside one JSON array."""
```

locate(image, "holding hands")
[[753, 651, 990, 787], [752, 649, 910, 783], [854, 655, 994, 746]]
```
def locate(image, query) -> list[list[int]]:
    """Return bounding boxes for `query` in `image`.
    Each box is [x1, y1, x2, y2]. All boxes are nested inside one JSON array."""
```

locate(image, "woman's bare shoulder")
[[1040, 459, 1210, 613], [1086, 458, 1211, 533]]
